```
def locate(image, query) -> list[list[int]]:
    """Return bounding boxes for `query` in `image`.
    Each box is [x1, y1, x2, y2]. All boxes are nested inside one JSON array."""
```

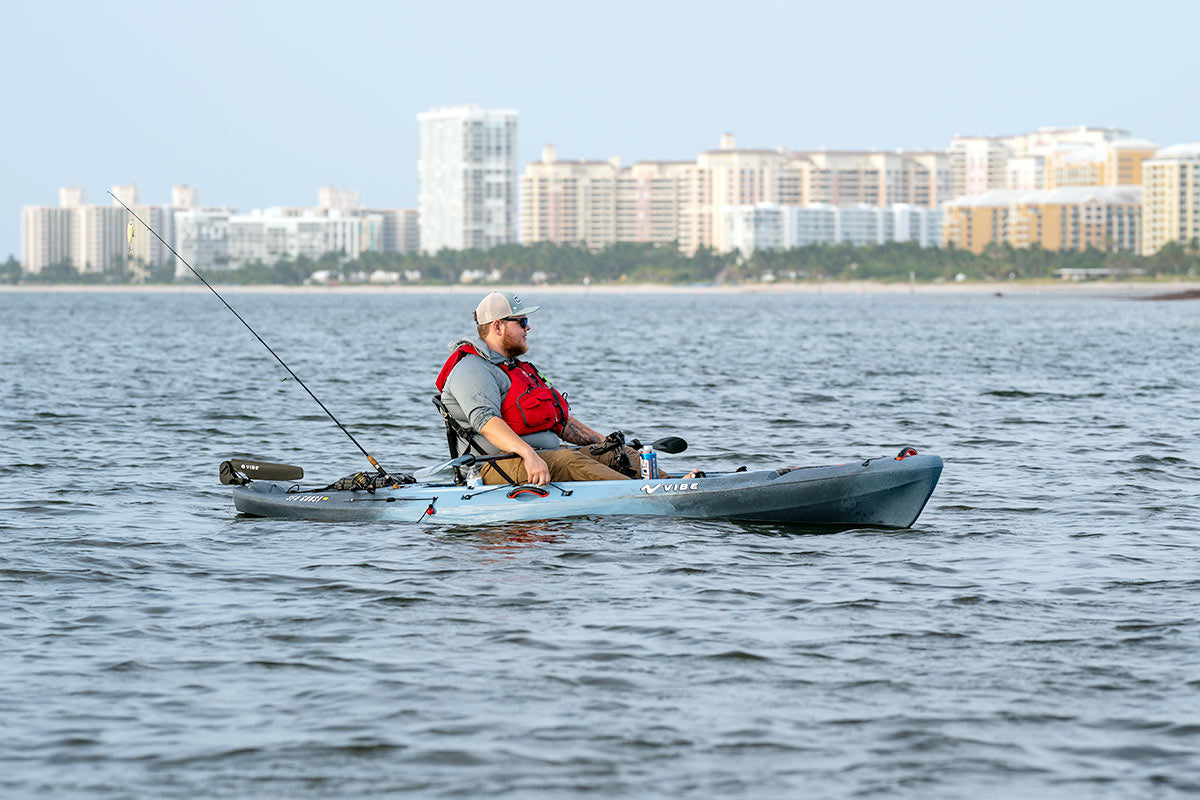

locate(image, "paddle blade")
[[221, 458, 304, 483], [652, 436, 687, 454]]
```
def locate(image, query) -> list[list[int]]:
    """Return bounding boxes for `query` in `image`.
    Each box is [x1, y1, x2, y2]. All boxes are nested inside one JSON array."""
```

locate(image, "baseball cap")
[[473, 291, 541, 325]]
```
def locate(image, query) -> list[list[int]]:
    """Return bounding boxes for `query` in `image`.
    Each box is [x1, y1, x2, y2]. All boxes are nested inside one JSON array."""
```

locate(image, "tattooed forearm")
[[560, 417, 605, 446]]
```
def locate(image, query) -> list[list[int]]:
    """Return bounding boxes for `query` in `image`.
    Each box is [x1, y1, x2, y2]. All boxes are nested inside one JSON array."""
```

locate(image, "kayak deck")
[[231, 454, 943, 528]]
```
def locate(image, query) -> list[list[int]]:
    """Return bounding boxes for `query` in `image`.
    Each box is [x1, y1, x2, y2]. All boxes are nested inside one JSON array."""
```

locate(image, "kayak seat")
[[432, 395, 517, 486]]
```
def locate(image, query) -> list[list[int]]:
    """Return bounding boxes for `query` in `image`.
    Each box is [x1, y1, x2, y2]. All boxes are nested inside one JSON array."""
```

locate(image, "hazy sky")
[[4, 0, 1197, 259]]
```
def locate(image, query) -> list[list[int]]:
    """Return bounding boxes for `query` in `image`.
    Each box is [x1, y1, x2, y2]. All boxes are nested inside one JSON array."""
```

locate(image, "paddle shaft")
[[110, 192, 397, 480]]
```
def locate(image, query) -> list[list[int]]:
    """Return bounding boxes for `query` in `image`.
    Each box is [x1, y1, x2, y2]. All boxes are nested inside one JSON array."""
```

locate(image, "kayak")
[[229, 453, 943, 528]]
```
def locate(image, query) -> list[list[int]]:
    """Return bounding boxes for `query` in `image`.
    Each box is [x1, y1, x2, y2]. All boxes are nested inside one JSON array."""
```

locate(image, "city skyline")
[[5, 0, 1199, 259]]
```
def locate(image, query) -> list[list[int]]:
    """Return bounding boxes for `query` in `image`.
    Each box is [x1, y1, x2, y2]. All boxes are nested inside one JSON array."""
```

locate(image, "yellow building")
[[944, 187, 1141, 254], [1043, 139, 1157, 190], [1104, 139, 1157, 186], [942, 190, 1021, 253], [1141, 142, 1200, 255]]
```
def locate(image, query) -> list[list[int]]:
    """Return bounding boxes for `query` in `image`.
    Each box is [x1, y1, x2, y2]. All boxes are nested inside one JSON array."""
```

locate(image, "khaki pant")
[[481, 445, 661, 484]]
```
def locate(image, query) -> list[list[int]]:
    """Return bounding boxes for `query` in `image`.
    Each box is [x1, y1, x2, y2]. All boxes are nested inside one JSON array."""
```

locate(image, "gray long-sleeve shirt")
[[439, 337, 561, 455]]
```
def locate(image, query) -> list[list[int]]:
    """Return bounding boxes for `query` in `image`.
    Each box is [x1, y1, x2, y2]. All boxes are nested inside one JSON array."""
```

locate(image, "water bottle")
[[465, 464, 480, 489], [640, 445, 658, 480]]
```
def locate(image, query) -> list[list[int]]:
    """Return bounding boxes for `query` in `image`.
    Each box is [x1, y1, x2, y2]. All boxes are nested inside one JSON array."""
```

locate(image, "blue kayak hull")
[[231, 454, 943, 528]]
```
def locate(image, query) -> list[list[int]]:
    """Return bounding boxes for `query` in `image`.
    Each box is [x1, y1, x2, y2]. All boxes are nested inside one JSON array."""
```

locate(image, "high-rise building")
[[226, 209, 366, 265], [723, 203, 943, 256], [417, 104, 518, 252], [949, 136, 1010, 198], [1104, 139, 1159, 187], [127, 205, 175, 272], [943, 187, 1141, 254], [317, 186, 360, 213], [789, 150, 949, 208], [20, 205, 73, 273], [59, 186, 85, 208], [111, 183, 138, 205], [172, 185, 197, 209], [616, 161, 692, 246], [71, 204, 127, 273], [520, 135, 948, 255], [174, 208, 232, 275], [1141, 142, 1200, 256], [951, 127, 1147, 198], [520, 145, 619, 249]]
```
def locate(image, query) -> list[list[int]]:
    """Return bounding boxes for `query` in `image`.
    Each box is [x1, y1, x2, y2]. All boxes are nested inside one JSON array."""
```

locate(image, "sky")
[[3, 0, 1198, 260]]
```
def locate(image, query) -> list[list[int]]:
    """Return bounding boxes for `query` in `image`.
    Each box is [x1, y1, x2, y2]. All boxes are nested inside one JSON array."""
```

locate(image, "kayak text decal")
[[286, 495, 330, 503], [640, 482, 699, 495]]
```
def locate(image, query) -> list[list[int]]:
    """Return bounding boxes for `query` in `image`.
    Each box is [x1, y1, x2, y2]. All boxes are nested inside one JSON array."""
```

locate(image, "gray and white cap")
[[473, 291, 541, 325]]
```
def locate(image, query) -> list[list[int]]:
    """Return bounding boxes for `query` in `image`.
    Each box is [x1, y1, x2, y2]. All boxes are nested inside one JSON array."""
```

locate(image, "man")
[[436, 291, 646, 486]]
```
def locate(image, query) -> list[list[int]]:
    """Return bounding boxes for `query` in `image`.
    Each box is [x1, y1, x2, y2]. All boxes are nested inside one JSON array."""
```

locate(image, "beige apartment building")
[[520, 134, 947, 254], [1141, 142, 1200, 255], [519, 145, 619, 249], [615, 161, 693, 246], [790, 149, 949, 207]]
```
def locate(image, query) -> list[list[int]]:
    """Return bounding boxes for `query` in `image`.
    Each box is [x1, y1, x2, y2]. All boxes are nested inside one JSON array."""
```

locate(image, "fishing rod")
[[109, 191, 402, 483]]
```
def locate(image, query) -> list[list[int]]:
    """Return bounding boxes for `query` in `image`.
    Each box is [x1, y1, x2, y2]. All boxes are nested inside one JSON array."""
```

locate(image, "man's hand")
[[589, 430, 626, 455], [480, 416, 552, 485], [522, 451, 551, 486]]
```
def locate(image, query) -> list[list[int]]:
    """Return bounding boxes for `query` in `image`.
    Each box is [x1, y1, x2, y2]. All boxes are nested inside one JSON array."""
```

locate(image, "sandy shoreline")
[[2, 280, 1198, 297]]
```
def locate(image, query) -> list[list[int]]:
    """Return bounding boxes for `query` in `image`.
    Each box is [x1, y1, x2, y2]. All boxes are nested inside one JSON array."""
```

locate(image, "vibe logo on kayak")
[[640, 482, 699, 495]]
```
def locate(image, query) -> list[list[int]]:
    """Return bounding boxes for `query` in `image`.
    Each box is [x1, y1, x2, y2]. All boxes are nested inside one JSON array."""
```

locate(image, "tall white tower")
[[417, 104, 518, 252]]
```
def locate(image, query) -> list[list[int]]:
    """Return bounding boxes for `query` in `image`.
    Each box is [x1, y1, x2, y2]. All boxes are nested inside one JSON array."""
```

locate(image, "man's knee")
[[545, 449, 628, 481]]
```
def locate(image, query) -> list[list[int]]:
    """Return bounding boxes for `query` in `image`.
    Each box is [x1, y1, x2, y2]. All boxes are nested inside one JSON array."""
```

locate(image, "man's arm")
[[560, 417, 605, 446], [479, 417, 550, 486]]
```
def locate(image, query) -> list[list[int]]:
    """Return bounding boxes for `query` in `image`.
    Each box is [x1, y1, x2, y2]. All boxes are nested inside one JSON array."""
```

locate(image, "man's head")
[[474, 291, 539, 358]]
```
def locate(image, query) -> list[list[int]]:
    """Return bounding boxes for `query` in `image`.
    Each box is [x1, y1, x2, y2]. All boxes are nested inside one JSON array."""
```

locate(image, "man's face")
[[499, 317, 528, 357]]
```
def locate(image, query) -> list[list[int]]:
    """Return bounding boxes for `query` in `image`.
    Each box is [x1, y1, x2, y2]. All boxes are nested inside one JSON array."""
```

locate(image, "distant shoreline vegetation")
[[4, 240, 1198, 286]]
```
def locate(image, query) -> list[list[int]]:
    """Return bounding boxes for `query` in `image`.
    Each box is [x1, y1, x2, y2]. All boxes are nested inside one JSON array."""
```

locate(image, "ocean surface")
[[2, 286, 1198, 798]]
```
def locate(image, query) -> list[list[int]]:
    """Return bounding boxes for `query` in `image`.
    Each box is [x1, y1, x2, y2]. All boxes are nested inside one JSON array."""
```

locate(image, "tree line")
[[4, 240, 1198, 286]]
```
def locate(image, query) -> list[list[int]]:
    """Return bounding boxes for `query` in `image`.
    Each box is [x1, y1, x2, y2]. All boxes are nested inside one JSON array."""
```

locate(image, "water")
[[2, 287, 1198, 798]]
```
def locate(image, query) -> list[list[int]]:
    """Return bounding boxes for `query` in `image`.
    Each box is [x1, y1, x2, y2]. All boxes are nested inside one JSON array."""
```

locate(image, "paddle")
[[411, 436, 688, 482], [220, 458, 304, 484]]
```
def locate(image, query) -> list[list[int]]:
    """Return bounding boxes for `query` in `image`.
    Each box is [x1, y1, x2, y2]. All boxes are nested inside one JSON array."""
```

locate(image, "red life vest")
[[435, 343, 570, 437]]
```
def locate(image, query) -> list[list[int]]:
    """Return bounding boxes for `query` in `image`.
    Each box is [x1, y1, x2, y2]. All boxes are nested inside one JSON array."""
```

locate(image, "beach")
[[3, 279, 1199, 297]]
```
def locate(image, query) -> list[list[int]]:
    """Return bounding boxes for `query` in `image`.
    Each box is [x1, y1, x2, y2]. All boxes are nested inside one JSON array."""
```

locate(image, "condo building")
[[174, 208, 233, 273], [942, 186, 1141, 254], [417, 104, 518, 252], [1141, 142, 1200, 256], [20, 205, 72, 273], [791, 149, 950, 208], [724, 203, 943, 257], [949, 127, 1153, 199], [21, 184, 193, 274], [520, 145, 619, 249], [374, 208, 420, 254], [519, 134, 948, 255], [225, 209, 369, 266]]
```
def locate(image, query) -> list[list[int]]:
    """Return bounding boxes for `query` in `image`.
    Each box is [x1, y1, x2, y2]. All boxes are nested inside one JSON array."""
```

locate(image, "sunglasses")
[[503, 317, 530, 329]]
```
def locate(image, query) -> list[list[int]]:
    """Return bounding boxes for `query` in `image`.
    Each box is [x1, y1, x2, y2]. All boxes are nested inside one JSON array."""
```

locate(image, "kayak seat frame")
[[432, 395, 516, 486]]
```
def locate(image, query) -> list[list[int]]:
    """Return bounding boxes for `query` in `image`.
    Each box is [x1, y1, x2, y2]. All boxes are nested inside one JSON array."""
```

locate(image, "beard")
[[500, 326, 528, 357]]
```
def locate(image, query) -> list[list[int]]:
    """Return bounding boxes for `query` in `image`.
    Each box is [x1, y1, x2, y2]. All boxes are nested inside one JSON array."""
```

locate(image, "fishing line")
[[109, 191, 399, 480]]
